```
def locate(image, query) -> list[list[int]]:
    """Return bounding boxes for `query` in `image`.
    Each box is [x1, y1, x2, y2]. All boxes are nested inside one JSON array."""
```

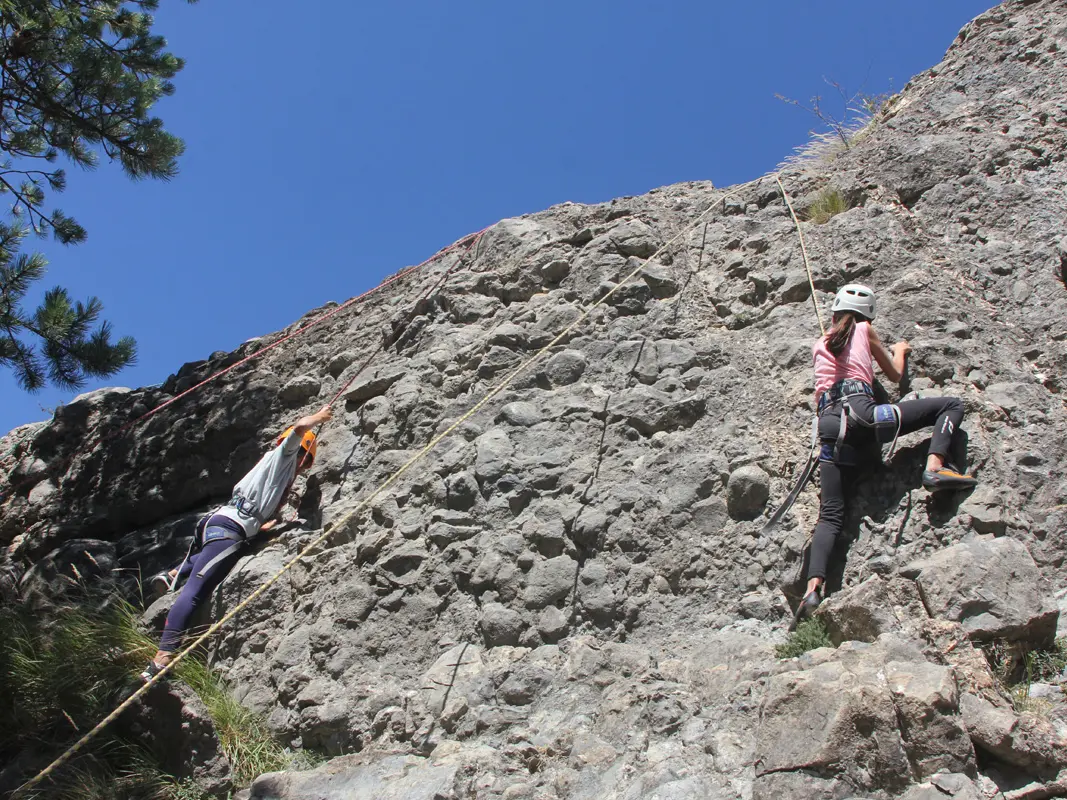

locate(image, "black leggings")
[[807, 395, 965, 582]]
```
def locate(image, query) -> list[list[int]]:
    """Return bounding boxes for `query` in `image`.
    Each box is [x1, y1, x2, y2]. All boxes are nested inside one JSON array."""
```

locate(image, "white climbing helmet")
[[831, 283, 876, 320]]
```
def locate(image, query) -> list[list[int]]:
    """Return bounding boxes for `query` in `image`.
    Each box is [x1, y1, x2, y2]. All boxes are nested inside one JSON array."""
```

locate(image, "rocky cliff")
[[3, 1, 1067, 798]]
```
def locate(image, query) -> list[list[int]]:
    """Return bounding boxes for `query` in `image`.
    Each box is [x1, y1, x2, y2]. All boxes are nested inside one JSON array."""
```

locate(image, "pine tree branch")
[[0, 172, 52, 232], [4, 62, 149, 166], [0, 319, 42, 390]]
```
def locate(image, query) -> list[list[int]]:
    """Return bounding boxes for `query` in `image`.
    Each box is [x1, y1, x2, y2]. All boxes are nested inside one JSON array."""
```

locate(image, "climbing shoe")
[[139, 660, 167, 683], [922, 466, 978, 493], [147, 571, 171, 596], [789, 589, 822, 631]]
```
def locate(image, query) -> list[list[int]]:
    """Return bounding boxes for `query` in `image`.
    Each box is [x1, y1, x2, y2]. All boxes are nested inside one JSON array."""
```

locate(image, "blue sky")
[[1, 0, 997, 435]]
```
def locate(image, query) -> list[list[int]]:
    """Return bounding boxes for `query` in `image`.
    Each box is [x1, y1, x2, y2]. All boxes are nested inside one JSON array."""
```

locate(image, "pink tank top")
[[813, 321, 874, 399]]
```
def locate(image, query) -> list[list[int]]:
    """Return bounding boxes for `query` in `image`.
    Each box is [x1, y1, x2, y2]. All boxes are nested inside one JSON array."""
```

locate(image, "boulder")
[[610, 386, 706, 436], [539, 258, 571, 283], [817, 575, 926, 645], [342, 364, 406, 402], [245, 754, 460, 800], [901, 538, 1058, 646], [756, 653, 914, 795], [479, 602, 525, 647], [898, 774, 982, 800], [280, 374, 321, 406], [124, 682, 232, 797], [725, 465, 770, 521], [959, 692, 1067, 772], [756, 637, 974, 796], [523, 555, 577, 609], [543, 349, 587, 386], [327, 350, 358, 377]]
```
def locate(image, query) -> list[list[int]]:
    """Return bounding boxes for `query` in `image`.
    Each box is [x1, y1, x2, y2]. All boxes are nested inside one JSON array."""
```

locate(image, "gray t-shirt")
[[214, 430, 303, 538]]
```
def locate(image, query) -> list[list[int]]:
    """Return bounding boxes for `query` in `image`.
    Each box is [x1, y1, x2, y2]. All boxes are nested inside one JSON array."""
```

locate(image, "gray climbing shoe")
[[147, 572, 171, 596], [922, 466, 977, 493], [789, 589, 822, 631], [140, 660, 166, 683]]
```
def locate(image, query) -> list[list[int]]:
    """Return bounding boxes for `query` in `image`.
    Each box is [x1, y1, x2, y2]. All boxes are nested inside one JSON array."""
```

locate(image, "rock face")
[[5, 1, 1067, 797], [902, 537, 1060, 646]]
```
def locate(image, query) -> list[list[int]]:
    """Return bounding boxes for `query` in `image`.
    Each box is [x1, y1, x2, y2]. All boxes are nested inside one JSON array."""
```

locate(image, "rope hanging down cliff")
[[17, 172, 826, 796], [0, 229, 486, 505]]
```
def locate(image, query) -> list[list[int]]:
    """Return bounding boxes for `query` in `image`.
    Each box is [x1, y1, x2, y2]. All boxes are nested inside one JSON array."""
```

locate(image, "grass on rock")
[[983, 637, 1067, 715], [0, 592, 293, 798], [776, 617, 833, 659], [804, 187, 851, 224]]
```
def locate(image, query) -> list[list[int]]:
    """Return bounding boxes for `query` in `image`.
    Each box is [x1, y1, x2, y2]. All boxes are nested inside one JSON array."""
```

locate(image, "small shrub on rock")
[[804, 188, 851, 224], [775, 618, 833, 658], [0, 594, 292, 796], [983, 637, 1067, 715]]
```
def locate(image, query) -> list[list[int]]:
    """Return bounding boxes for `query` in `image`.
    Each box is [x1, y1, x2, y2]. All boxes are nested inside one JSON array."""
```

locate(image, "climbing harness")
[[846, 401, 903, 461], [762, 379, 902, 537], [819, 379, 902, 464], [166, 513, 211, 591], [192, 528, 248, 580], [17, 177, 770, 798]]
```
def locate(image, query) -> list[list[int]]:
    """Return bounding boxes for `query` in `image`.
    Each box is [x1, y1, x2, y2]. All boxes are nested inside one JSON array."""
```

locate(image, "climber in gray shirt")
[[141, 404, 333, 680]]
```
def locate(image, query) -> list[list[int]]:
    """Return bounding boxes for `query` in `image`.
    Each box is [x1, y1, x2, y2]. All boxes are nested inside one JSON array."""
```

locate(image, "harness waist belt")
[[230, 492, 265, 523], [818, 378, 873, 412]]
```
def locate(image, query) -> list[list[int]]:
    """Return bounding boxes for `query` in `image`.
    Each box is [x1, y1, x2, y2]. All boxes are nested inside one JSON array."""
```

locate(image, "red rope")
[[281, 228, 484, 515], [327, 230, 485, 407], [0, 228, 487, 503]]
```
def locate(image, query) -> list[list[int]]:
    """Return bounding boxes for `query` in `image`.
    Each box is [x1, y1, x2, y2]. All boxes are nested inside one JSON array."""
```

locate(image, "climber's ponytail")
[[825, 312, 857, 357]]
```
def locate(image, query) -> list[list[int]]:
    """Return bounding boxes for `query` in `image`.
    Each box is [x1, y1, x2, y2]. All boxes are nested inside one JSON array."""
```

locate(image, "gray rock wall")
[[4, 1, 1067, 797]]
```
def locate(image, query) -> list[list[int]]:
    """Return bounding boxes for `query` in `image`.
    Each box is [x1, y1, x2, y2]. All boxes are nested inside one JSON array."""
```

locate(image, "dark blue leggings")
[[159, 537, 243, 652]]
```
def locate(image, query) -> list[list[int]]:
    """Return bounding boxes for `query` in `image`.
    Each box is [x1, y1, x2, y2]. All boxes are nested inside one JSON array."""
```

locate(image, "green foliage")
[[776, 617, 833, 659], [167, 778, 211, 800], [0, 598, 171, 799], [176, 656, 290, 785], [1024, 638, 1067, 683], [0, 594, 294, 796], [804, 187, 851, 225], [0, 221, 137, 390], [0, 0, 195, 391], [21, 746, 173, 800], [983, 638, 1067, 716]]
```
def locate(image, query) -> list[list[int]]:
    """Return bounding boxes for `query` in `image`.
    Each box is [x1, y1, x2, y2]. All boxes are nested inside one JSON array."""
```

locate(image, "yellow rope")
[[17, 178, 767, 796], [775, 174, 825, 335]]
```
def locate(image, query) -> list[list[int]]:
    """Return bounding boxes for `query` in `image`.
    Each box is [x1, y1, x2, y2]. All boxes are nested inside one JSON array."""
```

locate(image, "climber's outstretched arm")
[[292, 405, 333, 437], [868, 326, 910, 384]]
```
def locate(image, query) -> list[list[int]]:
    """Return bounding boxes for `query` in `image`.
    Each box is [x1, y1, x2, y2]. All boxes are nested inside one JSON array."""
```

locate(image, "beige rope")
[[775, 174, 825, 335], [17, 178, 767, 796]]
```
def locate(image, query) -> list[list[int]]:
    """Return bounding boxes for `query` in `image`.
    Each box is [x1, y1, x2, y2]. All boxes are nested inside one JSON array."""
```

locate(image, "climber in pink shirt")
[[798, 284, 977, 621]]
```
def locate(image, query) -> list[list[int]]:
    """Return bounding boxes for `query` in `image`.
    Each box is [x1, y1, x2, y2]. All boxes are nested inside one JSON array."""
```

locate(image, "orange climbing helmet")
[[277, 427, 317, 463]]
